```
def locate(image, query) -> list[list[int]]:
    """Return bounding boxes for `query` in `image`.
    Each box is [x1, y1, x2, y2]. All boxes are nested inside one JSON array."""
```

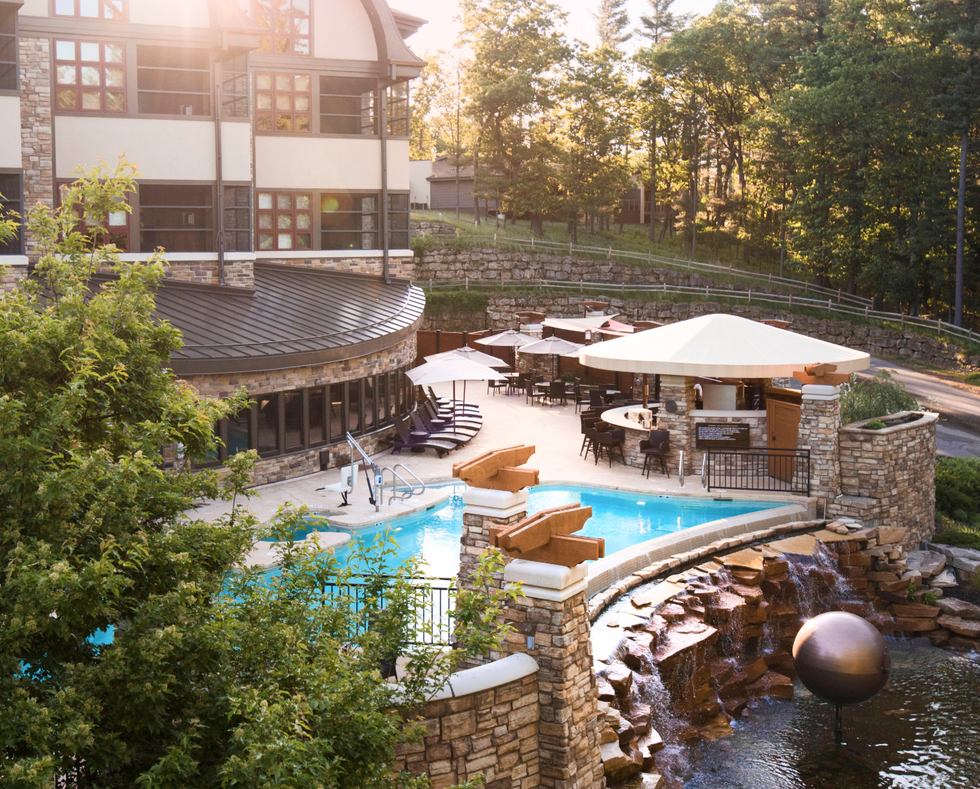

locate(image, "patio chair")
[[487, 377, 507, 396], [589, 390, 605, 409], [316, 463, 358, 507], [580, 415, 601, 457], [640, 430, 670, 478], [573, 384, 591, 414], [390, 417, 456, 457], [410, 411, 473, 446], [593, 428, 626, 467], [525, 380, 547, 406], [547, 380, 568, 407]]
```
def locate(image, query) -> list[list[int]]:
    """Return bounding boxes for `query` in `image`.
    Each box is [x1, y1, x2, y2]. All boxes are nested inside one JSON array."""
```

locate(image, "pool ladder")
[[380, 463, 426, 506]]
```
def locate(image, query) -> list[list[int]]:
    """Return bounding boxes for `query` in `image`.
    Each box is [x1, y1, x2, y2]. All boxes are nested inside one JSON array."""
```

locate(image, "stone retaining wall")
[[830, 412, 939, 550], [264, 254, 414, 281], [412, 221, 458, 236], [435, 290, 978, 373]]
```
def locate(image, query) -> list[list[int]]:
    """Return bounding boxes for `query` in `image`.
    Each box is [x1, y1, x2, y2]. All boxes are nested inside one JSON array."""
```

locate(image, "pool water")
[[317, 485, 787, 576]]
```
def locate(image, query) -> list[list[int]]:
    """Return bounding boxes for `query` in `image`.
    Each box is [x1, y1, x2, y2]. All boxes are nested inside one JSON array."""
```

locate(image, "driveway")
[[863, 358, 980, 458]]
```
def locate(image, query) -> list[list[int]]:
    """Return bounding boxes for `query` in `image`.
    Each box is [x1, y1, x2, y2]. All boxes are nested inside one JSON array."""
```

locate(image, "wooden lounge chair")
[[390, 416, 456, 457], [410, 412, 474, 446], [423, 399, 482, 429]]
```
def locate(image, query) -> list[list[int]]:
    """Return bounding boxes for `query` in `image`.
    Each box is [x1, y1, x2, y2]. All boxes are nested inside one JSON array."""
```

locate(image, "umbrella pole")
[[643, 374, 649, 409]]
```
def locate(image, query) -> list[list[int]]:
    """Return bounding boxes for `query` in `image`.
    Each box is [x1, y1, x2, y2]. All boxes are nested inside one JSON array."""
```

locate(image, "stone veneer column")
[[797, 384, 841, 513], [459, 486, 529, 591], [501, 560, 603, 789], [655, 374, 697, 477], [20, 37, 54, 255]]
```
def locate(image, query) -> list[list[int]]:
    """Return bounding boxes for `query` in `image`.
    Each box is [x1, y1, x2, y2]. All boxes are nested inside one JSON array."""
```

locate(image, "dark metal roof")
[[150, 263, 424, 375]]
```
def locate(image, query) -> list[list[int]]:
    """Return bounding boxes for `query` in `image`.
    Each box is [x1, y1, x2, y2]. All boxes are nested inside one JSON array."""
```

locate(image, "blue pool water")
[[316, 485, 787, 577]]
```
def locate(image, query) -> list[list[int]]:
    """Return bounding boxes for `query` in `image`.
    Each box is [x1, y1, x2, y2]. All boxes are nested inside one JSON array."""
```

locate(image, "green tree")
[[409, 54, 442, 160], [594, 0, 631, 48], [428, 50, 478, 220], [0, 162, 516, 789]]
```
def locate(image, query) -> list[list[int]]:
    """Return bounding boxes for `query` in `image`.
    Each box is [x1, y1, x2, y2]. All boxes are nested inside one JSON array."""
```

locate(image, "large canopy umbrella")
[[407, 357, 506, 414], [475, 329, 537, 368], [425, 346, 511, 368], [579, 313, 870, 379], [519, 336, 584, 380]]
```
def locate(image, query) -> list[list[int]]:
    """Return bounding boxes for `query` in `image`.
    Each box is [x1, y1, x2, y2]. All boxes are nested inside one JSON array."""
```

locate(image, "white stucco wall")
[[18, 0, 48, 17], [409, 160, 432, 206], [55, 117, 217, 181], [255, 137, 409, 191], [221, 121, 252, 183], [129, 0, 210, 27], [313, 0, 378, 61], [0, 95, 21, 169]]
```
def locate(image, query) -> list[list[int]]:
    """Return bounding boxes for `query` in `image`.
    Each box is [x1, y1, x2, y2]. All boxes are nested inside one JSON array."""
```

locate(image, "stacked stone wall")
[[654, 376, 697, 478], [263, 254, 413, 280], [395, 672, 541, 789], [831, 412, 938, 549], [20, 37, 54, 254], [797, 390, 842, 511], [1, 263, 28, 294]]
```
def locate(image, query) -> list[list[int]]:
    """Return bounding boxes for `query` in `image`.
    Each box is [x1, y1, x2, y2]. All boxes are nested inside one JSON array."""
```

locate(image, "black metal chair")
[[573, 384, 590, 413], [547, 380, 567, 406], [487, 377, 507, 395], [588, 390, 604, 409], [593, 428, 626, 466], [640, 430, 670, 477]]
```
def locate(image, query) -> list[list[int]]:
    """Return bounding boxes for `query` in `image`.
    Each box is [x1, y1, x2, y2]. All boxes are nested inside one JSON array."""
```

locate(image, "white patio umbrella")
[[407, 357, 506, 413], [518, 336, 584, 380], [475, 329, 537, 368], [425, 346, 511, 368]]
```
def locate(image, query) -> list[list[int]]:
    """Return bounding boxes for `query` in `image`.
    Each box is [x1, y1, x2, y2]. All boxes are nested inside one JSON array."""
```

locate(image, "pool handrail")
[[382, 463, 426, 505]]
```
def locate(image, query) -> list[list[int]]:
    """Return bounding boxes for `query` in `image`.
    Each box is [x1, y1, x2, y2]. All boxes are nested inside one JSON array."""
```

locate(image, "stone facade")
[[654, 376, 698, 478], [182, 334, 417, 399], [830, 411, 938, 550], [797, 386, 842, 512], [263, 254, 414, 281], [395, 670, 541, 789], [19, 37, 54, 252], [1, 263, 28, 294]]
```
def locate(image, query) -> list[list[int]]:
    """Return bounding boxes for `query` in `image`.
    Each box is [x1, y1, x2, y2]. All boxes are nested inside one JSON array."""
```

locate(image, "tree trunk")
[[568, 219, 578, 245], [955, 124, 968, 327], [648, 127, 659, 243], [531, 215, 543, 239]]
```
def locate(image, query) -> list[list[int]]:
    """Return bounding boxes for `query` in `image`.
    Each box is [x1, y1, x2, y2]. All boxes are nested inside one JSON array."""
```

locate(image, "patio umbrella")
[[425, 346, 511, 368], [475, 329, 537, 368], [518, 336, 584, 380], [407, 357, 506, 414]]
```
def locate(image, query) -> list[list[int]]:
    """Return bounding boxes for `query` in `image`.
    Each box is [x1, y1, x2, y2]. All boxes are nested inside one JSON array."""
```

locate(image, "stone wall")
[[20, 37, 54, 253], [263, 254, 414, 281], [395, 658, 541, 789], [1, 263, 28, 295], [412, 221, 458, 236], [831, 411, 938, 550], [654, 376, 697, 478], [151, 257, 255, 289], [797, 386, 842, 512], [182, 334, 417, 399], [473, 293, 980, 373]]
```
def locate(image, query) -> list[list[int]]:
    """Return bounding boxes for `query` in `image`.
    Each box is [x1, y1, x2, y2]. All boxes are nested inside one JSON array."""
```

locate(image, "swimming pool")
[[314, 485, 789, 576]]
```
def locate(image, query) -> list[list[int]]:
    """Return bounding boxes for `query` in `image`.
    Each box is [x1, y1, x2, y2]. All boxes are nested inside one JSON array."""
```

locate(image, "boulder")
[[601, 742, 635, 782], [639, 773, 666, 789], [637, 728, 665, 756], [906, 550, 946, 578], [876, 526, 907, 545], [952, 556, 980, 575], [938, 597, 980, 620], [928, 569, 958, 588], [659, 603, 687, 622], [699, 712, 734, 741], [893, 616, 938, 632], [938, 614, 980, 639], [891, 603, 941, 619], [746, 671, 794, 700], [605, 664, 633, 697], [600, 727, 619, 745], [625, 703, 652, 735]]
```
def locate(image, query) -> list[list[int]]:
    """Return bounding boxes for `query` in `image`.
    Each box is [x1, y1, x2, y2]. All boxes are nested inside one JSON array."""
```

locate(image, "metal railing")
[[346, 432, 382, 512], [320, 574, 456, 646], [421, 276, 980, 348], [705, 448, 811, 496], [381, 462, 425, 505]]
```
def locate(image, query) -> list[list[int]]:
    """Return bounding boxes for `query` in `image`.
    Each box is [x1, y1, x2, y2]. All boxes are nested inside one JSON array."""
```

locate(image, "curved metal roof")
[[154, 263, 424, 375]]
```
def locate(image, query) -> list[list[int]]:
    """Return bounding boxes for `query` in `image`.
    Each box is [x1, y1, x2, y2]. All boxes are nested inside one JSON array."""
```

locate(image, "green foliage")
[[923, 591, 938, 607], [1, 163, 515, 789], [423, 290, 489, 318], [932, 523, 980, 551], [935, 456, 980, 521], [907, 582, 919, 602], [839, 371, 919, 425], [864, 419, 887, 430]]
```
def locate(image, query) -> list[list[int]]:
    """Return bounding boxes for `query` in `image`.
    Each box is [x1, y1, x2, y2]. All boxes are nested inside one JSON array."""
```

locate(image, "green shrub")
[[839, 370, 919, 425], [865, 419, 887, 430], [907, 582, 919, 602], [966, 371, 980, 382], [932, 528, 980, 551], [923, 591, 938, 607], [423, 290, 489, 318], [935, 456, 980, 521]]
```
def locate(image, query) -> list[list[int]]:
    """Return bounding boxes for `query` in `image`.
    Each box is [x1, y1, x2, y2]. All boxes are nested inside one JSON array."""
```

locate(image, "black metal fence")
[[320, 575, 457, 645], [705, 448, 811, 496]]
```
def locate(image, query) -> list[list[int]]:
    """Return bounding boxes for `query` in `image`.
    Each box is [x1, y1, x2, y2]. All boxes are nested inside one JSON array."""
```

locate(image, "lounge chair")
[[390, 416, 456, 457], [316, 463, 358, 506], [641, 430, 670, 477], [409, 412, 474, 446], [423, 399, 482, 429], [427, 386, 479, 412], [415, 408, 480, 438]]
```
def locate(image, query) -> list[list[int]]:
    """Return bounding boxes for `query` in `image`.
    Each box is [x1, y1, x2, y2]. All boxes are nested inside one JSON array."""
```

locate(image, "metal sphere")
[[792, 611, 890, 706]]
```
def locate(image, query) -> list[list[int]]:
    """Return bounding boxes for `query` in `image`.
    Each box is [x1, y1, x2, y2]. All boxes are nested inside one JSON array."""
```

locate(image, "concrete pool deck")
[[192, 383, 814, 526]]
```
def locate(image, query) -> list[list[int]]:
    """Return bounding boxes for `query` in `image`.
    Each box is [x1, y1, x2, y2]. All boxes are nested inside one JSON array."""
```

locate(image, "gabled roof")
[[146, 263, 424, 375]]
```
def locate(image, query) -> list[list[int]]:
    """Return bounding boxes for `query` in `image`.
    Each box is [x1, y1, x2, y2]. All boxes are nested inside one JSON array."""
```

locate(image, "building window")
[[54, 0, 124, 19], [257, 395, 279, 455], [320, 192, 378, 250], [137, 45, 211, 116], [284, 390, 303, 451], [256, 72, 311, 132], [329, 383, 344, 442], [386, 81, 409, 136], [139, 184, 214, 253], [0, 6, 17, 91], [257, 191, 311, 251], [221, 54, 250, 118], [389, 193, 410, 249], [309, 386, 326, 446], [0, 173, 22, 255], [320, 77, 376, 135], [226, 407, 251, 457], [347, 379, 361, 435], [254, 0, 310, 56], [223, 186, 252, 253], [363, 376, 376, 431], [55, 40, 126, 113]]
